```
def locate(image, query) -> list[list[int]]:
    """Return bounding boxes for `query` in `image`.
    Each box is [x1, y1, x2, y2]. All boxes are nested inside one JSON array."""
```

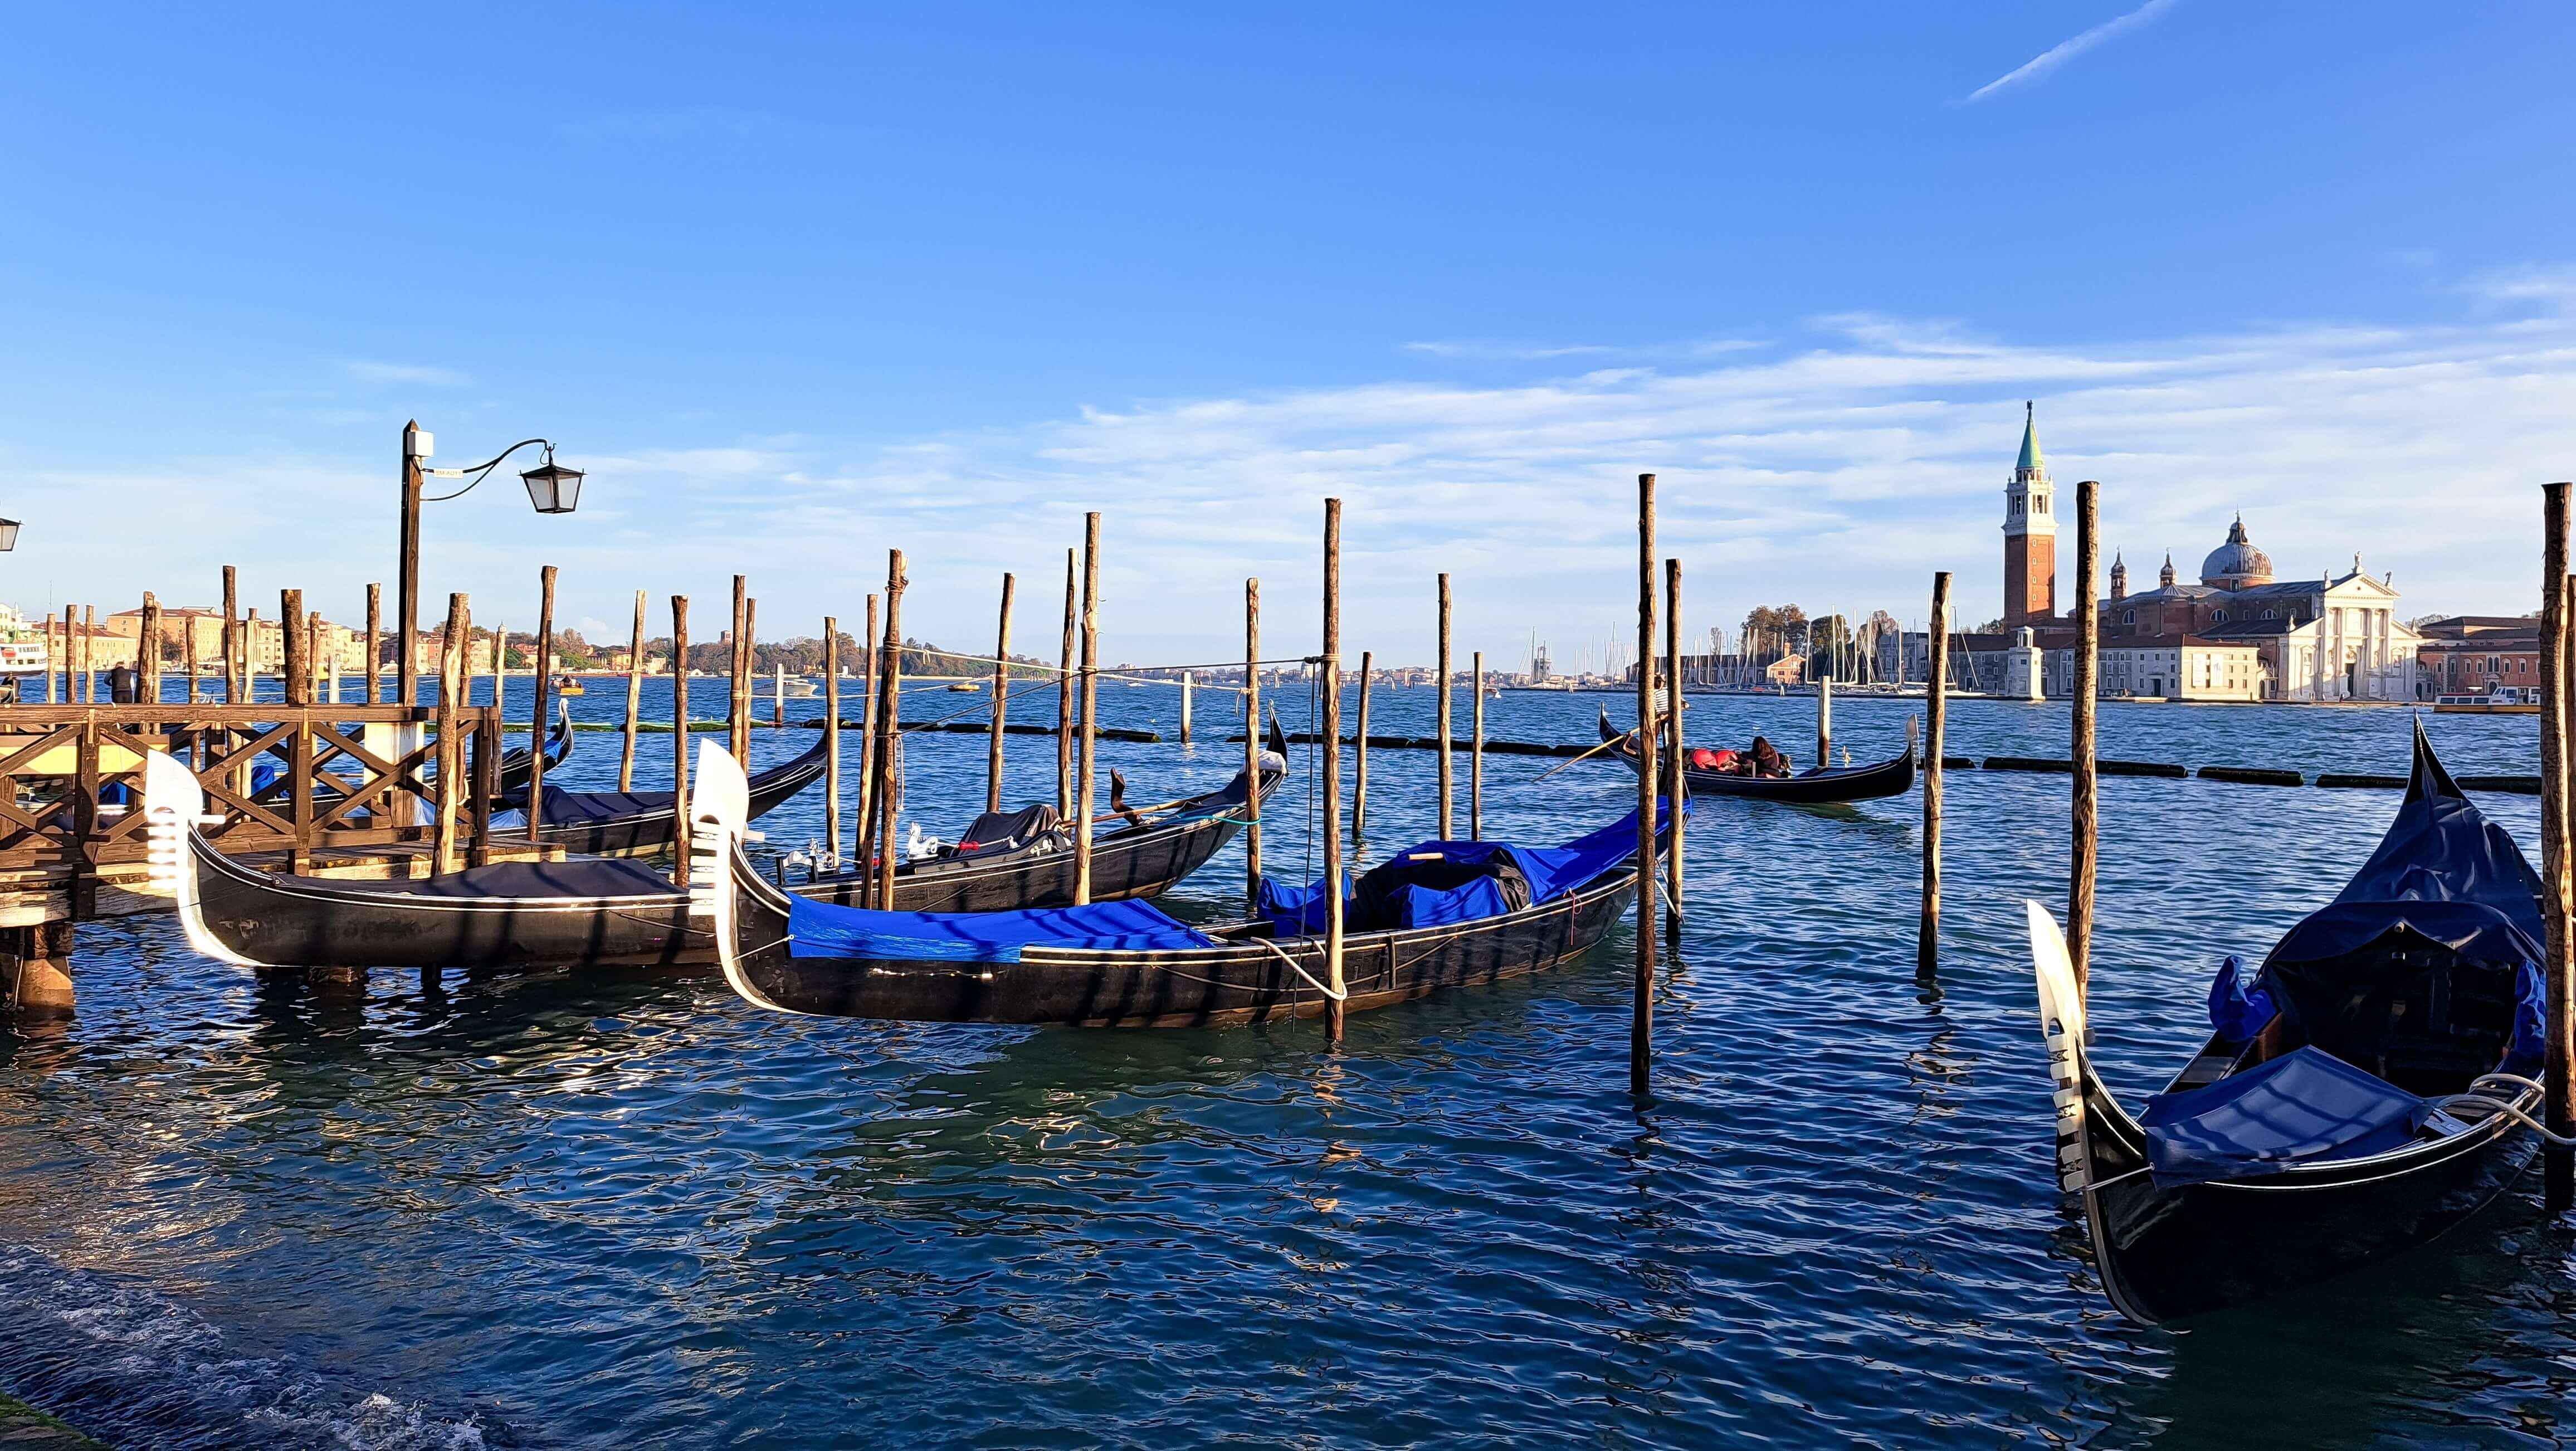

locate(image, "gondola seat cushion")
[[358, 858, 679, 899], [2139, 1046, 2433, 1187]]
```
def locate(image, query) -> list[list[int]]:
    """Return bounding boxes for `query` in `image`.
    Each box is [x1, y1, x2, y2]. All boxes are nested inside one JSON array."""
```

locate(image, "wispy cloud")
[[343, 360, 469, 387], [18, 275, 2576, 667], [1965, 0, 2180, 103], [1402, 340, 1615, 361]]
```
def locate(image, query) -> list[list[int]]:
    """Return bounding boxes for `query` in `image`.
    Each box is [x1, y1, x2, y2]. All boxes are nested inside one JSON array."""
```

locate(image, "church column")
[[2309, 615, 2326, 703]]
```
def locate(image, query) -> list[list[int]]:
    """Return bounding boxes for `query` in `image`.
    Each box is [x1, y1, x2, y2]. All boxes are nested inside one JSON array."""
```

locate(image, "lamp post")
[[0, 519, 21, 553], [396, 422, 583, 704]]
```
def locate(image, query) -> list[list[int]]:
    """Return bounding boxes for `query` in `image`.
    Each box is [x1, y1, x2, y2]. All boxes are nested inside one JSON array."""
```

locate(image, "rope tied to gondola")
[[2434, 1074, 2576, 1147]]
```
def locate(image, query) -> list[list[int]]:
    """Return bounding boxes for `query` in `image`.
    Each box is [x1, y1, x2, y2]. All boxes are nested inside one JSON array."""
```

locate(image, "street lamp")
[[397, 421, 584, 704], [0, 519, 21, 552]]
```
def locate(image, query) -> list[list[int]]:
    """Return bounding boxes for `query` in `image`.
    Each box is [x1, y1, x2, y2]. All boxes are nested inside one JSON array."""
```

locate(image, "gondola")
[[1596, 707, 1915, 805], [143, 732, 1286, 974], [502, 730, 833, 858], [2027, 721, 2551, 1325], [696, 742, 1678, 1027]]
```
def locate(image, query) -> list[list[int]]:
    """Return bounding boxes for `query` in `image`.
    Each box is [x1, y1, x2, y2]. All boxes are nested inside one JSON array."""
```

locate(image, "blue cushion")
[[2140, 1046, 2428, 1187]]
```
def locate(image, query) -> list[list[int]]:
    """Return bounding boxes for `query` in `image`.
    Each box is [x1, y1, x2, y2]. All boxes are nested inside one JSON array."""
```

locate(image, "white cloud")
[[13, 280, 2574, 670], [1965, 0, 2180, 104]]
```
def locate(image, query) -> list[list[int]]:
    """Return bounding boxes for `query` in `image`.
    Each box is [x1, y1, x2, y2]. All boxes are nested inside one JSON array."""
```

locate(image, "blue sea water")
[[0, 678, 2565, 1449]]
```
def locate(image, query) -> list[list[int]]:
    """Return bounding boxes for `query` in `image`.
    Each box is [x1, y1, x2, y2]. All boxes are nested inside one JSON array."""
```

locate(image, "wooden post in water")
[[1322, 498, 1347, 1043], [364, 583, 382, 705], [1243, 578, 1262, 905], [1632, 473, 1660, 1095], [224, 567, 242, 706], [855, 593, 879, 869], [1352, 650, 1372, 841], [433, 593, 469, 876], [140, 593, 162, 703], [1662, 558, 1684, 922], [2563, 559, 2576, 1210], [281, 591, 308, 707], [1072, 515, 1102, 905], [2541, 482, 2573, 1211], [1919, 572, 1951, 982], [1471, 650, 1487, 840], [489, 624, 505, 711], [873, 553, 908, 909], [989, 573, 1014, 814], [529, 566, 557, 829], [670, 596, 692, 887], [1816, 675, 1832, 768], [1178, 672, 1192, 744], [729, 575, 750, 765], [2070, 481, 2101, 997], [823, 616, 842, 868], [619, 590, 646, 791], [82, 606, 96, 701], [1057, 551, 1077, 815], [184, 607, 202, 704], [1437, 573, 1455, 838], [56, 607, 72, 703]]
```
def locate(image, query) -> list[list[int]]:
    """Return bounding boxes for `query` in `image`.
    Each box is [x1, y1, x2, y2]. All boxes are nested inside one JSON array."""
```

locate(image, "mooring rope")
[[2436, 1074, 2576, 1147]]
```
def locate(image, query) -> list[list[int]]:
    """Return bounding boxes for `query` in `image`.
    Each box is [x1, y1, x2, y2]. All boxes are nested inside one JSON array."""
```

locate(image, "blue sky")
[[4, 3, 2573, 666]]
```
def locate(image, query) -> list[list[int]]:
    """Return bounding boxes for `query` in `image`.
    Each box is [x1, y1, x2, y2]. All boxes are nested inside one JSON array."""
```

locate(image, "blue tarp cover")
[[2141, 1046, 2431, 1187], [1255, 799, 1681, 936], [786, 895, 1218, 963], [2206, 955, 2276, 1042]]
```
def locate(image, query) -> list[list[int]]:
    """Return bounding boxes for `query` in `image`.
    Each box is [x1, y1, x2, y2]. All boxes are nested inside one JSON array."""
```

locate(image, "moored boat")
[[695, 742, 1677, 1027], [2027, 722, 2552, 1324]]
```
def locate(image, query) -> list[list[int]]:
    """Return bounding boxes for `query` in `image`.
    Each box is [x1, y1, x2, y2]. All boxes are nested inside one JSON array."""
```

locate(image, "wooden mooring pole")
[[1322, 498, 1346, 1043], [1179, 672, 1192, 744], [2541, 481, 2573, 1211], [874, 553, 908, 910], [529, 566, 557, 829], [1243, 578, 1262, 907], [730, 575, 751, 765], [1662, 558, 1683, 925], [1437, 573, 1454, 839], [989, 573, 1014, 814], [1073, 516, 1102, 905], [1817, 675, 1832, 768], [1352, 650, 1372, 840], [1919, 572, 1950, 983], [1471, 650, 1486, 841], [2070, 481, 2101, 997], [434, 593, 469, 877], [1632, 473, 1660, 1095], [824, 616, 842, 867], [671, 598, 694, 885], [855, 593, 879, 869], [364, 583, 382, 705], [140, 592, 162, 703], [1057, 551, 1077, 815], [619, 590, 646, 791]]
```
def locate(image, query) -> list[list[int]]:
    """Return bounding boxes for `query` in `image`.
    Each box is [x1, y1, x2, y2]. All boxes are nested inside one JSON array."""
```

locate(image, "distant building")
[[2414, 616, 2540, 698], [2001, 402, 2058, 626], [2096, 518, 2416, 702]]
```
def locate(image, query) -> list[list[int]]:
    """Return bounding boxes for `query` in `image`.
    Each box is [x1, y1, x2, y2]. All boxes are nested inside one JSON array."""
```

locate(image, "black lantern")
[[0, 519, 19, 552], [519, 457, 583, 515]]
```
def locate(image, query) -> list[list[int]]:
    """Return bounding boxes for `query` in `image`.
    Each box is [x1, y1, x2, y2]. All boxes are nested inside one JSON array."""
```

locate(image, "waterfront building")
[[2414, 616, 2540, 698]]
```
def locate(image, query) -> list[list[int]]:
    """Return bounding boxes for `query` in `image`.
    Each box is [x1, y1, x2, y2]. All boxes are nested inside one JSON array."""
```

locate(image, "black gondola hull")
[[1597, 710, 1914, 804]]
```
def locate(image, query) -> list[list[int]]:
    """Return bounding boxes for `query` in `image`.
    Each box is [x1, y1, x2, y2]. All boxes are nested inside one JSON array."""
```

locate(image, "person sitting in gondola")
[[1689, 746, 1739, 774], [1747, 736, 1791, 777]]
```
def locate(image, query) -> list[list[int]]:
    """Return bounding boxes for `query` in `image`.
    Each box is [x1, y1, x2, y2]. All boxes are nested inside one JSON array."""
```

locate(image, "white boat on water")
[[2432, 686, 2538, 714]]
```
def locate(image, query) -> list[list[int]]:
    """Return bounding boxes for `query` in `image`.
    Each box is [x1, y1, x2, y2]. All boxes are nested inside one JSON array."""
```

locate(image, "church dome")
[[2199, 514, 2273, 588]]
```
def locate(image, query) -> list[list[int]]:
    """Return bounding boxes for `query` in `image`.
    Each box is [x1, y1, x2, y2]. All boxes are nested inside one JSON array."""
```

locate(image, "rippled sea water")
[[0, 679, 2565, 1449]]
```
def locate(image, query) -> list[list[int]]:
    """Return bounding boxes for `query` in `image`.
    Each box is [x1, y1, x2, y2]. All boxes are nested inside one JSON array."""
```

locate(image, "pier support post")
[[4, 922, 75, 1017], [1816, 674, 1831, 768], [2541, 482, 2573, 1210], [433, 593, 469, 877], [2070, 481, 2101, 997], [1632, 473, 1660, 1095], [364, 583, 381, 705], [1919, 572, 1950, 985]]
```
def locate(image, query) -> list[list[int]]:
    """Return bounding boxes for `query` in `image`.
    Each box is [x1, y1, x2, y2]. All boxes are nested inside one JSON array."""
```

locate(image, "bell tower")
[[2002, 401, 2057, 625]]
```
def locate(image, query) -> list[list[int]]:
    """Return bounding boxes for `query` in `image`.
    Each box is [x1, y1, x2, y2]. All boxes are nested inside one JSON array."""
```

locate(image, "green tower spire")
[[2016, 400, 2043, 475]]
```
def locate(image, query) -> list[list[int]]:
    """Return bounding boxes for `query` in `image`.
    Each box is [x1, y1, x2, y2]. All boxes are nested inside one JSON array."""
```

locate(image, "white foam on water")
[[0, 1244, 499, 1450]]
